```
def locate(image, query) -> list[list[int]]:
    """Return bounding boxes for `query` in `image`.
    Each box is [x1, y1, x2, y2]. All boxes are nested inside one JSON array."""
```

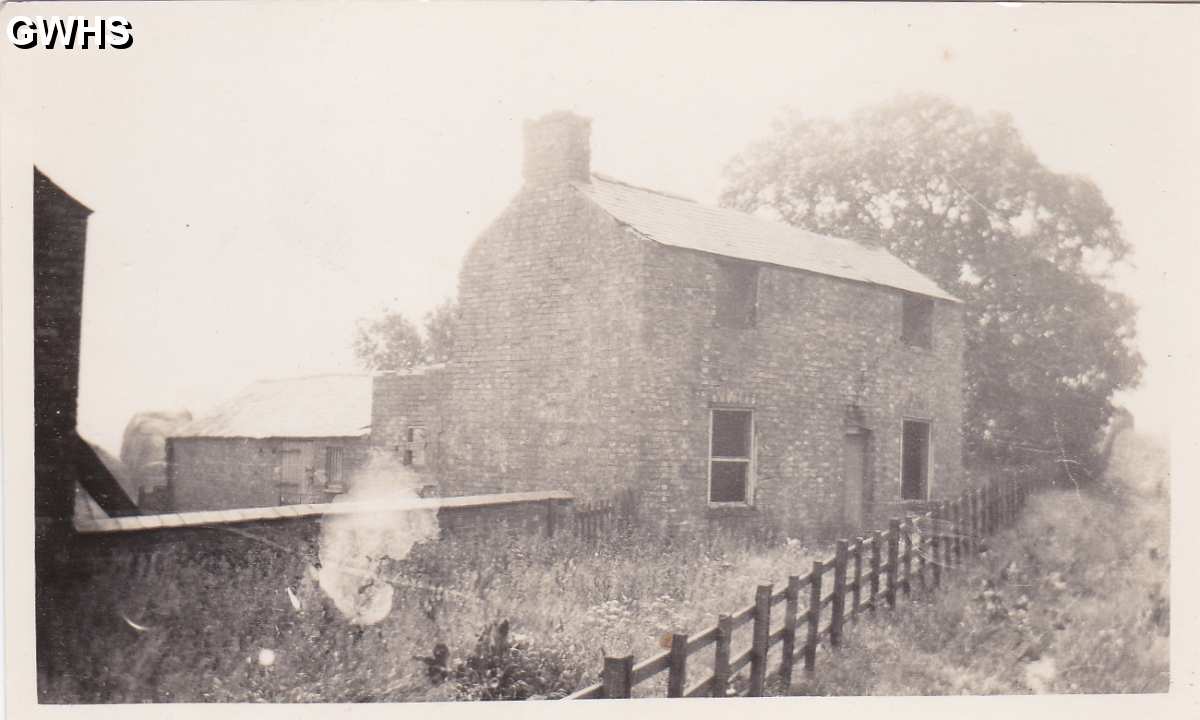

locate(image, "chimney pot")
[[523, 111, 591, 186]]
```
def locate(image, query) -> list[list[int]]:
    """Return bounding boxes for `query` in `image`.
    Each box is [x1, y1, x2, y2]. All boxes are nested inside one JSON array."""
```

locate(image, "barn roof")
[[575, 174, 959, 303], [173, 374, 372, 439]]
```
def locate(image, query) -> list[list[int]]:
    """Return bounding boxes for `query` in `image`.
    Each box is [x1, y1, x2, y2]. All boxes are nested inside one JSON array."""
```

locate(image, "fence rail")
[[566, 474, 1031, 699]]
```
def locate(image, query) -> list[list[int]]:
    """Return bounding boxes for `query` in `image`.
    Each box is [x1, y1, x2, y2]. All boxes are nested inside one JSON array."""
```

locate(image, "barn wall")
[[168, 436, 371, 512]]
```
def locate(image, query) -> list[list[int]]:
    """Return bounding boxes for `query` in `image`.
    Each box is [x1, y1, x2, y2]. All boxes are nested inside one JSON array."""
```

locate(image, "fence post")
[[713, 614, 732, 697], [780, 575, 801, 686], [931, 504, 943, 589], [967, 489, 977, 555], [870, 531, 882, 610], [980, 485, 990, 537], [886, 519, 900, 608], [991, 483, 999, 533], [602, 655, 634, 699], [749, 584, 772, 696], [947, 500, 959, 568], [830, 541, 848, 647], [901, 520, 913, 596], [804, 561, 822, 673], [667, 633, 688, 698], [852, 538, 863, 620]]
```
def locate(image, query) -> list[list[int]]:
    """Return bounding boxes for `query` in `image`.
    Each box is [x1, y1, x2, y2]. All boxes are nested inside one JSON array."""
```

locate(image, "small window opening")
[[325, 446, 345, 490], [709, 409, 753, 504], [404, 426, 428, 467], [901, 420, 930, 500], [716, 261, 759, 328], [901, 292, 933, 348]]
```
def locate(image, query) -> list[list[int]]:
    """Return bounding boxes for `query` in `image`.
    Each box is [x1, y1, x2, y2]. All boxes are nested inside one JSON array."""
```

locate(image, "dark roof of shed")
[[172, 374, 372, 439], [575, 174, 959, 302]]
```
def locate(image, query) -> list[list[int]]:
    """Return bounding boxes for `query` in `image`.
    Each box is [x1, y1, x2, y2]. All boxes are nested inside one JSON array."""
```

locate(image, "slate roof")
[[173, 374, 373, 439], [575, 174, 959, 302]]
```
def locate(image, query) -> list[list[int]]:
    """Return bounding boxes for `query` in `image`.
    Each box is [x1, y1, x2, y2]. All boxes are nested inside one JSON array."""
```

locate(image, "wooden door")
[[843, 432, 868, 530]]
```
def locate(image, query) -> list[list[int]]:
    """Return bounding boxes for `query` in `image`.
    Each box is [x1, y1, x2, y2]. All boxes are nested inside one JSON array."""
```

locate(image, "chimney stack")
[[522, 111, 591, 187]]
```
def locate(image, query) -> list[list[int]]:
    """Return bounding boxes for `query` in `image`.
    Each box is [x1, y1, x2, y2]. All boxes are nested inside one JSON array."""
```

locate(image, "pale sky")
[[13, 2, 1196, 456]]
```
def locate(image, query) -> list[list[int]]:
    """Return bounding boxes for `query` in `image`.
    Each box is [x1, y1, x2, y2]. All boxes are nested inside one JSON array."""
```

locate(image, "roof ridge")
[[587, 172, 696, 203]]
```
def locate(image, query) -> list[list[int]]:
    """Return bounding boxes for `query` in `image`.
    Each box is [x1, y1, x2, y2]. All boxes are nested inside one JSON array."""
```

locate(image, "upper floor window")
[[709, 408, 754, 505], [901, 292, 933, 349], [716, 261, 759, 328]]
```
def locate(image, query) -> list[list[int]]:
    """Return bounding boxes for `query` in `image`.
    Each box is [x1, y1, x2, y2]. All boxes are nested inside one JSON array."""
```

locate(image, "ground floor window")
[[901, 420, 931, 500], [709, 408, 754, 504]]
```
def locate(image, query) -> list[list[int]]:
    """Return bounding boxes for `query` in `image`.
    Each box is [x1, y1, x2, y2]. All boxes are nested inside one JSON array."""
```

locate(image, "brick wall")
[[393, 112, 965, 538], [635, 243, 965, 538], [34, 168, 92, 520], [370, 368, 447, 478], [168, 436, 370, 511], [437, 181, 646, 500]]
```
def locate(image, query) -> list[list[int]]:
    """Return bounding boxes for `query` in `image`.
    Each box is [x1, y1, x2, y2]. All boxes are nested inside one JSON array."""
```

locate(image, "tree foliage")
[[722, 95, 1142, 471], [352, 299, 460, 371]]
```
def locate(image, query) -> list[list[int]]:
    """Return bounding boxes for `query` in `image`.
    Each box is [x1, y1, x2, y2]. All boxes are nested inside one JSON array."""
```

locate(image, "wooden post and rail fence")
[[566, 474, 1032, 700]]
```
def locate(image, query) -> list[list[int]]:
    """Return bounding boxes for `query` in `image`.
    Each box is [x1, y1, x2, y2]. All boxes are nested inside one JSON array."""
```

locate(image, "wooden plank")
[[902, 520, 913, 596], [602, 655, 634, 699], [729, 646, 754, 675], [685, 624, 719, 654], [931, 504, 943, 589], [631, 649, 670, 685], [953, 498, 964, 566], [667, 633, 688, 698], [565, 683, 604, 700], [779, 575, 801, 686], [712, 614, 732, 698], [851, 538, 864, 619], [749, 584, 772, 696], [886, 519, 900, 608], [729, 602, 756, 629], [830, 540, 848, 647], [964, 490, 975, 555], [768, 625, 787, 646], [683, 675, 715, 698], [870, 530, 882, 611], [804, 560, 822, 673]]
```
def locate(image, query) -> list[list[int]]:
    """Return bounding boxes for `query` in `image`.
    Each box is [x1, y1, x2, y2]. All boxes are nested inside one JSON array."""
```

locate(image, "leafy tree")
[[423, 299, 459, 364], [721, 95, 1142, 473], [353, 311, 425, 371], [353, 298, 459, 371]]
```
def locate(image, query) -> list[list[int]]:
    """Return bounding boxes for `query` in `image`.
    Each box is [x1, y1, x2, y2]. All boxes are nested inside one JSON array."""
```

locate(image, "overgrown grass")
[[783, 433, 1170, 696], [39, 520, 827, 702]]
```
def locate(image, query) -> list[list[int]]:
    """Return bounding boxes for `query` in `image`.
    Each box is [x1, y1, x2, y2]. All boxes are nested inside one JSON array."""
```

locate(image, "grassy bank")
[[784, 433, 1170, 696], [39, 521, 826, 702]]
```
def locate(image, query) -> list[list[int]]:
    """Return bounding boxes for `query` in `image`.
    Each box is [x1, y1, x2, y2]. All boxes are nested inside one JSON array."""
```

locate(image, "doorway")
[[843, 431, 869, 530]]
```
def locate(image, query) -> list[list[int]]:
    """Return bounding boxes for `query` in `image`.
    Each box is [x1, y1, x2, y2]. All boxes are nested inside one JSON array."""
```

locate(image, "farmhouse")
[[167, 374, 375, 511], [161, 112, 966, 538], [428, 112, 966, 536]]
